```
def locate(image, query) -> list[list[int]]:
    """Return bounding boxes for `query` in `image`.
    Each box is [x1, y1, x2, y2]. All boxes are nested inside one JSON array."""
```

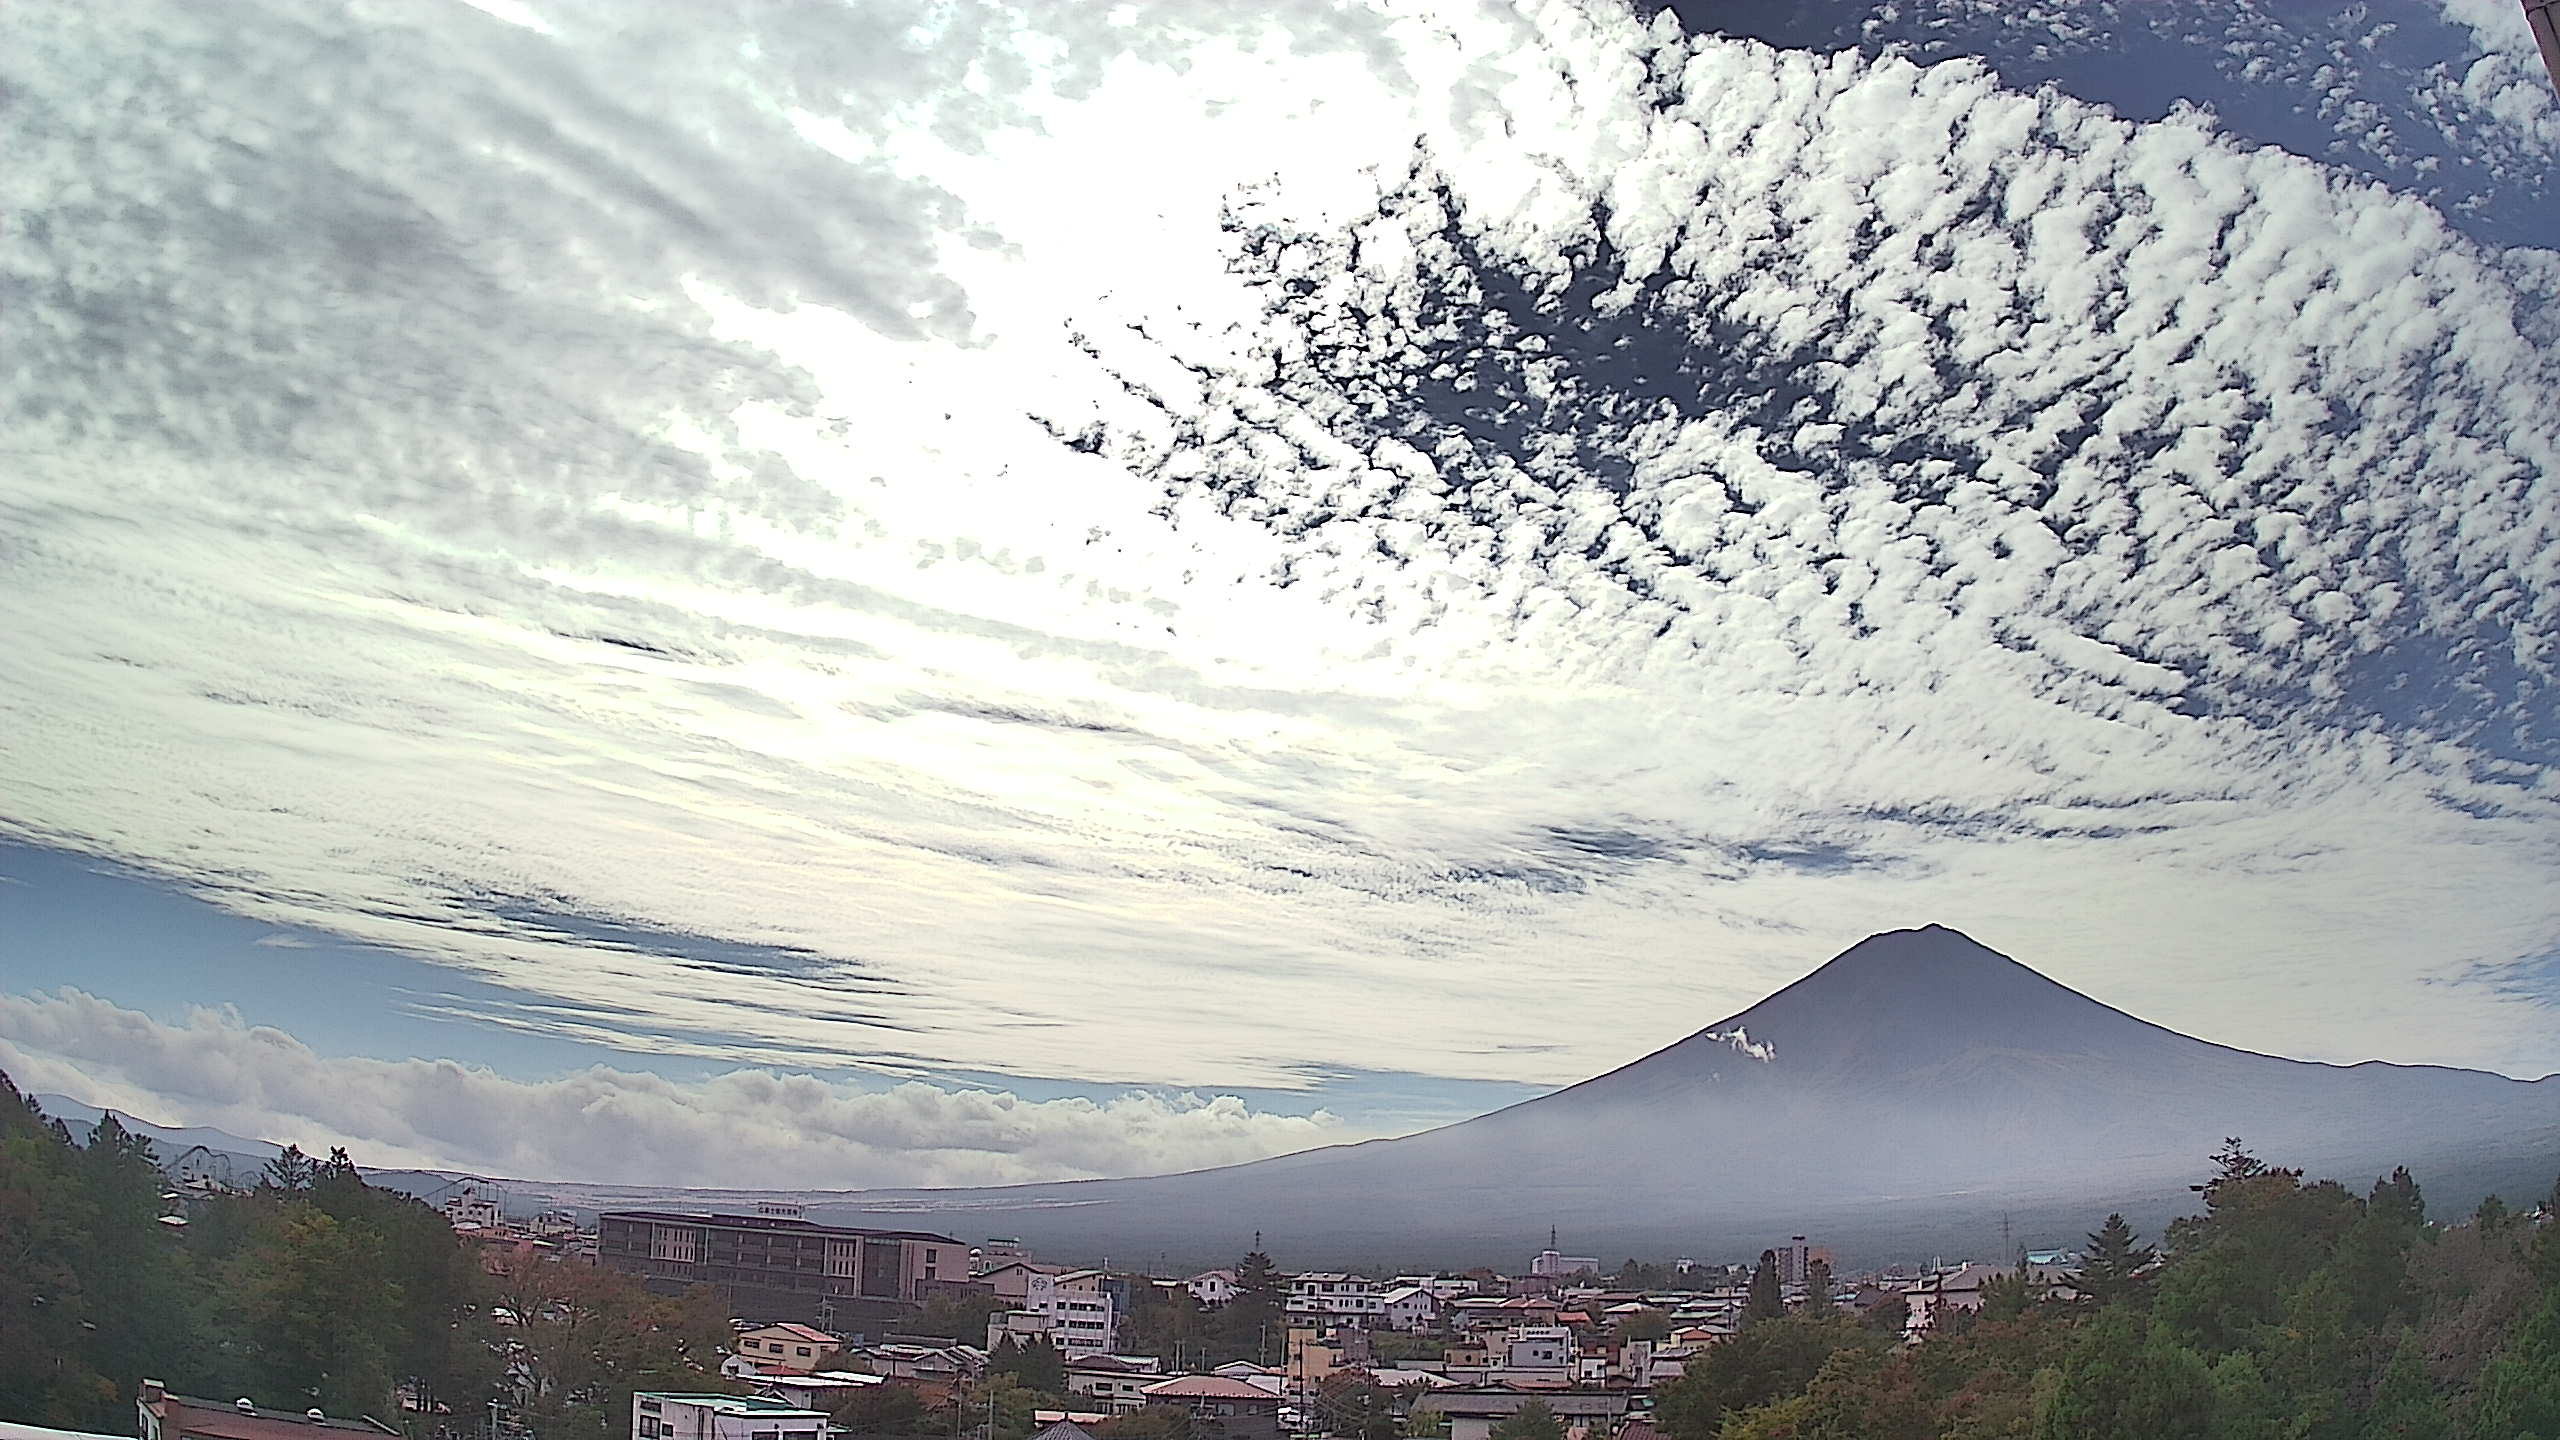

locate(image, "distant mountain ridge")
[[755, 926, 2560, 1263], [40, 929, 2560, 1265], [32, 1093, 284, 1166]]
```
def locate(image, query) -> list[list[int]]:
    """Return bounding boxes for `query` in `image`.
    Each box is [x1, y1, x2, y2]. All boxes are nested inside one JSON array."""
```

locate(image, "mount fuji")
[[390, 927, 2560, 1265]]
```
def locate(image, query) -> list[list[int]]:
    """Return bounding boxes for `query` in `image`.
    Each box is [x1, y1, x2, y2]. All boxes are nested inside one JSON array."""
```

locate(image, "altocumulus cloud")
[[0, 991, 1350, 1187], [0, 0, 2556, 1174]]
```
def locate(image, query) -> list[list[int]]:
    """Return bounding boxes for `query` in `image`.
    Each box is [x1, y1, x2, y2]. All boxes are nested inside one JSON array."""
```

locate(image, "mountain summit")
[[421, 927, 2560, 1262]]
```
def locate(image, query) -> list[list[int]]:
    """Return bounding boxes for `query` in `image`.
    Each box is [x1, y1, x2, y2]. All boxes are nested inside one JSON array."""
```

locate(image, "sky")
[[0, 0, 2556, 1193]]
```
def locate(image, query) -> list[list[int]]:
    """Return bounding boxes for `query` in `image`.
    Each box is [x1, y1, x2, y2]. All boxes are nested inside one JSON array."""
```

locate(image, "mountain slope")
[[772, 927, 2560, 1261]]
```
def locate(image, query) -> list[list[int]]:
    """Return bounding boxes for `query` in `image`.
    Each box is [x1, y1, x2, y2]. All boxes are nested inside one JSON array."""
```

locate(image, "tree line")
[[1652, 1141, 2560, 1439], [0, 1069, 728, 1439]]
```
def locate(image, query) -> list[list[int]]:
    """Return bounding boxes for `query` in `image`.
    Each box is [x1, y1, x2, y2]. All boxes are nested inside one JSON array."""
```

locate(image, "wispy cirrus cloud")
[[0, 0, 2554, 1166]]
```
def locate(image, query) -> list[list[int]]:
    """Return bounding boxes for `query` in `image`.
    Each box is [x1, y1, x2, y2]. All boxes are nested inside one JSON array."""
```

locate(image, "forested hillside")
[[0, 1070, 727, 1438], [1653, 1145, 2560, 1438]]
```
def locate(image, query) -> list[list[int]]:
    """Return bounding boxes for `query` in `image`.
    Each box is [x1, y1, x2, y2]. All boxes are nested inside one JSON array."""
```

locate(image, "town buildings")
[[631, 1394, 829, 1440], [988, 1267, 1119, 1356], [1528, 1248, 1601, 1278], [597, 1210, 965, 1325]]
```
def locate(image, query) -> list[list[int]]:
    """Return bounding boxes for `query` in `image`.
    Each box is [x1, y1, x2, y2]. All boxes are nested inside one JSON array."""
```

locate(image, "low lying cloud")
[[0, 990, 1351, 1188]]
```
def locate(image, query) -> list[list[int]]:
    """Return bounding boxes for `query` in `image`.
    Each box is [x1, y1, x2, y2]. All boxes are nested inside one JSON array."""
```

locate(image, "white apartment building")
[[989, 1270, 1118, 1357], [633, 1394, 829, 1440], [1503, 1326, 1575, 1371], [1287, 1273, 1386, 1323]]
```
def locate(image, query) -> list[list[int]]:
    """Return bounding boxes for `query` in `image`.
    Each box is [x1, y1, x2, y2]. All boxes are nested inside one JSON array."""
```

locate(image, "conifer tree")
[[2073, 1214, 2155, 1305], [1744, 1251, 1784, 1324], [2370, 1166, 2427, 1228], [1800, 1258, 1834, 1315]]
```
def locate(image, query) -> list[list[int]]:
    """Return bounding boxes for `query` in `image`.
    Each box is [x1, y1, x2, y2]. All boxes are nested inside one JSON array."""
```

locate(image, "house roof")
[[1067, 1355, 1159, 1374], [748, 1323, 840, 1345], [152, 1395, 398, 1439], [1026, 1423, 1098, 1440], [638, 1396, 823, 1416], [1144, 1377, 1282, 1401]]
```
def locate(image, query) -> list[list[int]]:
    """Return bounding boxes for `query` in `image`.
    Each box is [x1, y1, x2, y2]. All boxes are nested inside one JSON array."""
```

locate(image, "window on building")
[[639, 1419, 661, 1438], [825, 1239, 858, 1279], [651, 1226, 698, 1263]]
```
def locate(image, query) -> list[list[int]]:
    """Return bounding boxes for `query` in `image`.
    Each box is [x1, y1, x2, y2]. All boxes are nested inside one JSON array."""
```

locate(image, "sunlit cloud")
[[0, 989, 1355, 1186], [0, 0, 2554, 1173]]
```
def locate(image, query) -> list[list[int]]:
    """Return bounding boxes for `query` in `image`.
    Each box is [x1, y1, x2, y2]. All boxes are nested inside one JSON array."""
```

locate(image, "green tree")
[[0, 1076, 119, 1428], [243, 1204, 399, 1415], [828, 1382, 929, 1438], [263, 1143, 316, 1193], [1802, 1258, 1836, 1317], [2475, 1195, 2511, 1233], [2033, 1310, 2214, 1440], [1744, 1251, 1784, 1325], [2361, 1338, 2449, 1440], [2204, 1353, 2285, 1440], [2370, 1168, 2427, 1230], [2469, 1289, 2560, 1440], [1979, 1264, 2042, 1324], [1488, 1399, 1562, 1440], [1218, 1251, 1288, 1365], [994, 1334, 1067, 1394], [483, 1245, 728, 1440], [1653, 1315, 1882, 1440], [1315, 1371, 1401, 1440], [1613, 1307, 1671, 1343], [2074, 1215, 2156, 1306]]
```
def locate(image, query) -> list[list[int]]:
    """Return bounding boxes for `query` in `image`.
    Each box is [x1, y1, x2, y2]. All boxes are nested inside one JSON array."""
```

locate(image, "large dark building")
[[599, 1209, 966, 1325]]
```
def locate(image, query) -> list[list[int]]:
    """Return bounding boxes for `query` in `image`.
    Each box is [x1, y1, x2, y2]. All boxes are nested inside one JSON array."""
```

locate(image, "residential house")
[[1429, 1390, 1631, 1440], [734, 1324, 841, 1375], [1503, 1327, 1574, 1372], [1024, 1423, 1096, 1440], [1138, 1378, 1283, 1440], [1376, 1286, 1441, 1332], [1187, 1270, 1239, 1308], [1396, 1276, 1483, 1301], [629, 1394, 829, 1440], [1065, 1355, 1165, 1414], [138, 1384, 397, 1440], [752, 1376, 885, 1411], [844, 1341, 986, 1402], [980, 1260, 1068, 1304]]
